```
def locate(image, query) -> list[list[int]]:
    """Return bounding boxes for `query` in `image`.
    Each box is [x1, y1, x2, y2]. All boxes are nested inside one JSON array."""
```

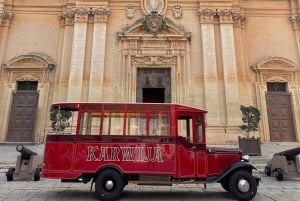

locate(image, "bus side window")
[[177, 116, 193, 143], [196, 115, 203, 143]]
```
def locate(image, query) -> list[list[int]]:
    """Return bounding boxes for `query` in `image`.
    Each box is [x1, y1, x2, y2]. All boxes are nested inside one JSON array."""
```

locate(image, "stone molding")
[[59, 7, 110, 26], [118, 17, 188, 38], [131, 55, 177, 65], [2, 53, 55, 69], [198, 8, 245, 27], [252, 56, 299, 84], [0, 10, 13, 27], [2, 53, 55, 87]]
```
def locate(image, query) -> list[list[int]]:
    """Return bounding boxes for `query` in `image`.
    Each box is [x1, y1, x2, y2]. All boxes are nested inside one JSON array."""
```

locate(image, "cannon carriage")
[[265, 147, 300, 181], [6, 145, 43, 181]]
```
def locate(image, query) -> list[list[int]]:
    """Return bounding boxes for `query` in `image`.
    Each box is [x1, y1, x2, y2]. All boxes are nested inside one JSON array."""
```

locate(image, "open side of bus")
[[43, 102, 259, 201]]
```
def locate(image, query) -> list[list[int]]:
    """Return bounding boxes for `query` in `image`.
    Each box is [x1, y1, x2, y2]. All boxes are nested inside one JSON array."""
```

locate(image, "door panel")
[[6, 91, 39, 142], [266, 93, 296, 142]]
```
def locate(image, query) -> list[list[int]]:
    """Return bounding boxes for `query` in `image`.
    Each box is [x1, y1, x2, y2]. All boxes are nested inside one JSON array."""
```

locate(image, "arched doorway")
[[252, 56, 299, 142], [1, 53, 55, 143]]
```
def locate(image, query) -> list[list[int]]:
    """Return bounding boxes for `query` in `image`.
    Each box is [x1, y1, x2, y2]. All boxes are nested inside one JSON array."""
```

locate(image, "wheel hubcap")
[[237, 179, 250, 193], [105, 180, 114, 191]]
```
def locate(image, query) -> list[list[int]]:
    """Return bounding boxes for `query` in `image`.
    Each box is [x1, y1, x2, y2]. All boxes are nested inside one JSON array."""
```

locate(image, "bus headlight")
[[241, 155, 250, 162]]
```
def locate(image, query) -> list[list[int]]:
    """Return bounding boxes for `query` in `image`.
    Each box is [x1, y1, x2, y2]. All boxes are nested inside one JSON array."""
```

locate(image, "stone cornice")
[[0, 10, 13, 27]]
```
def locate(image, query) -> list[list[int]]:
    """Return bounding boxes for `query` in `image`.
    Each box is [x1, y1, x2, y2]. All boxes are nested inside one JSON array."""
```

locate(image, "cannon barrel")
[[16, 145, 37, 159]]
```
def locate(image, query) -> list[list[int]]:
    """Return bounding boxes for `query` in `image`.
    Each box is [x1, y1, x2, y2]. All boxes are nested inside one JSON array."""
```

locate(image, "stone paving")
[[0, 143, 300, 201]]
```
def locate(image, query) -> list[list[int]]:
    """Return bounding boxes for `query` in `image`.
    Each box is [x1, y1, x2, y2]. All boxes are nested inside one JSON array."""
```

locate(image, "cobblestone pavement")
[[1, 173, 300, 201], [1, 143, 300, 201]]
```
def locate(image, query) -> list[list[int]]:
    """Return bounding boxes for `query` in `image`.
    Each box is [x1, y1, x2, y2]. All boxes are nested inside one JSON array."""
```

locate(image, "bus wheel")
[[95, 169, 124, 201], [229, 170, 257, 201]]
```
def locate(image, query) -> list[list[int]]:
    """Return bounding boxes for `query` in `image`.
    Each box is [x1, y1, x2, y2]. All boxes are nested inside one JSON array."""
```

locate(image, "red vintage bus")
[[42, 102, 259, 201]]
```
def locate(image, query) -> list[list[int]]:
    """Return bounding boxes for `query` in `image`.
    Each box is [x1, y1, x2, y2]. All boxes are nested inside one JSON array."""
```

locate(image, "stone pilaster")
[[217, 9, 240, 125], [198, 8, 220, 125], [67, 7, 89, 101], [88, 7, 110, 101], [56, 11, 75, 102], [0, 10, 13, 75]]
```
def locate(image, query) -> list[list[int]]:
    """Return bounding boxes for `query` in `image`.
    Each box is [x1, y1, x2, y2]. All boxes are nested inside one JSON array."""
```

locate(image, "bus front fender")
[[206, 162, 257, 183]]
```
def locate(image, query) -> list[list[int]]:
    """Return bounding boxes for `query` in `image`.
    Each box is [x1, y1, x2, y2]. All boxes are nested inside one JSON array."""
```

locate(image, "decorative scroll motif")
[[172, 5, 182, 19], [143, 11, 165, 35], [92, 7, 110, 23], [198, 8, 245, 27], [131, 55, 177, 65], [0, 10, 13, 26], [126, 4, 136, 19], [141, 0, 167, 15]]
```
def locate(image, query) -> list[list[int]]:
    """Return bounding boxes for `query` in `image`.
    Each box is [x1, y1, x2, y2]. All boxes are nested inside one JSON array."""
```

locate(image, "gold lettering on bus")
[[86, 146, 164, 162]]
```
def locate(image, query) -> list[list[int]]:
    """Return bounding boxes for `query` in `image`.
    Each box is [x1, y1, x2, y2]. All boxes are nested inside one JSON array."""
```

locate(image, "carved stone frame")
[[252, 56, 300, 142], [117, 17, 191, 103], [0, 53, 55, 143]]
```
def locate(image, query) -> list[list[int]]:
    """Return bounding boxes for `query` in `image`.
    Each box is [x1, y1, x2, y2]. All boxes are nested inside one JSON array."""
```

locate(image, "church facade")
[[0, 0, 299, 144]]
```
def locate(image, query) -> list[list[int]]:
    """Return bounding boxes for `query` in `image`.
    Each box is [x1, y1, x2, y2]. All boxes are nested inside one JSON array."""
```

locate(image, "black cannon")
[[6, 145, 43, 181], [265, 147, 300, 181]]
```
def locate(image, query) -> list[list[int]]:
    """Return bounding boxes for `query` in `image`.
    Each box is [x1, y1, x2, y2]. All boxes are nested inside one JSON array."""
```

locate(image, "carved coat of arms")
[[143, 11, 165, 35]]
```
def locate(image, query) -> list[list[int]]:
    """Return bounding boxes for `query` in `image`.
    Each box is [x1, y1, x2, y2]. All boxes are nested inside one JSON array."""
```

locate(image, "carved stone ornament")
[[131, 55, 176, 65], [0, 10, 13, 26], [141, 0, 167, 15], [73, 7, 90, 23], [143, 11, 165, 35], [172, 5, 182, 19], [92, 7, 110, 23], [126, 3, 136, 19], [59, 11, 75, 26]]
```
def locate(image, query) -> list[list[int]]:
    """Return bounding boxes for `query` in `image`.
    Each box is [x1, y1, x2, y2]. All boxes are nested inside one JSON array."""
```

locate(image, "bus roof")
[[51, 102, 208, 113]]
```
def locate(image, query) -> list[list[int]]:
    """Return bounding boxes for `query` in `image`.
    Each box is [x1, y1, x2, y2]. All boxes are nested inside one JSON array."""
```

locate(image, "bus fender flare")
[[205, 162, 257, 183]]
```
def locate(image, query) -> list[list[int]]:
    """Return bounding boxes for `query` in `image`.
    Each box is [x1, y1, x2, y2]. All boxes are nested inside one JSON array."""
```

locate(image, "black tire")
[[228, 170, 257, 201], [34, 168, 41, 181], [95, 169, 125, 201], [275, 168, 284, 181], [6, 167, 15, 181], [221, 180, 230, 192], [264, 166, 271, 176]]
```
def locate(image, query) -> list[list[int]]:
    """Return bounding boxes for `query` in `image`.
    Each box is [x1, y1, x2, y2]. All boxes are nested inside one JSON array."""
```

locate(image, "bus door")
[[176, 113, 206, 178], [176, 113, 196, 177]]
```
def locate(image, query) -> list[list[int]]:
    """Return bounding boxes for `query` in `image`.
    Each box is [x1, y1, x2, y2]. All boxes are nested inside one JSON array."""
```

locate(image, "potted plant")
[[50, 107, 72, 132], [238, 105, 262, 156]]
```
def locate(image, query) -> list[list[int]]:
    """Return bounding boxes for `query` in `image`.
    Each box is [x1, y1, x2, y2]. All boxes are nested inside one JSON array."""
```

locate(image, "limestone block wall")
[[0, 0, 299, 144]]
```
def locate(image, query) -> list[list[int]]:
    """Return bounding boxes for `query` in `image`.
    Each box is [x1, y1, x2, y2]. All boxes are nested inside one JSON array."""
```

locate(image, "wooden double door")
[[266, 92, 296, 142], [6, 82, 39, 142]]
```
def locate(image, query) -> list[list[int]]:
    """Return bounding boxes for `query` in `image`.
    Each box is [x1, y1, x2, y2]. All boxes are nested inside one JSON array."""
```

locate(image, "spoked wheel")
[[229, 170, 257, 201], [264, 166, 271, 176], [95, 169, 125, 201], [275, 168, 284, 181], [6, 167, 15, 181]]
